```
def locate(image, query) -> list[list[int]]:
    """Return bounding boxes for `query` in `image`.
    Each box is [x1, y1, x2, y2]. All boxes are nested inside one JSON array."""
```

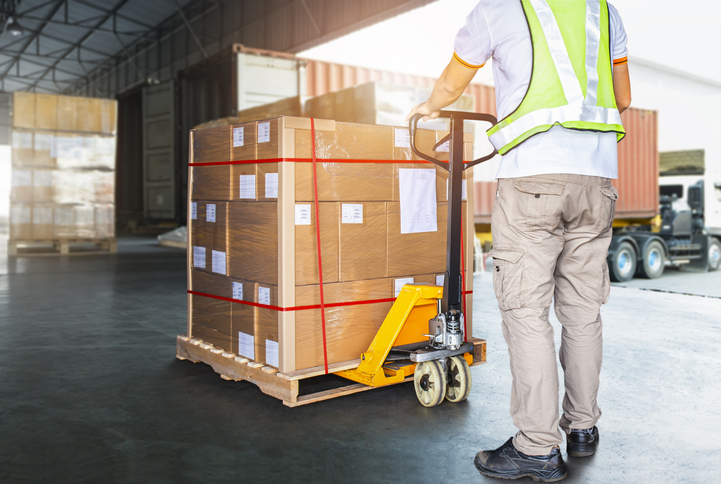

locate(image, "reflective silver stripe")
[[529, 0, 584, 105], [584, 0, 602, 106], [488, 105, 623, 149]]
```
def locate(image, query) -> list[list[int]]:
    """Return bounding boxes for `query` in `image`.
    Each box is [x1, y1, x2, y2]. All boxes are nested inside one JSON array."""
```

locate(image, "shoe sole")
[[476, 469, 568, 482], [567, 449, 595, 457]]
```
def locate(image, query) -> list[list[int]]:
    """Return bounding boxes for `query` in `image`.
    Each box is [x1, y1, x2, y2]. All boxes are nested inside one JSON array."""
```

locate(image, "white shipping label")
[[266, 340, 279, 368], [232, 126, 245, 147], [212, 250, 227, 275], [56, 137, 83, 159], [12, 170, 32, 187], [394, 128, 411, 148], [399, 168, 437, 234], [33, 207, 53, 225], [50, 136, 58, 158], [232, 282, 244, 300], [295, 204, 311, 225], [395, 277, 415, 297], [436, 275, 445, 287], [33, 170, 53, 187], [12, 132, 32, 149], [265, 173, 278, 199], [193, 246, 206, 268], [54, 208, 74, 225], [258, 122, 271, 143], [445, 180, 468, 201], [190, 202, 197, 220], [206, 203, 216, 222], [258, 286, 271, 306], [341, 204, 363, 224], [239, 175, 256, 199], [34, 133, 53, 151], [238, 332, 255, 360], [11, 205, 32, 224]]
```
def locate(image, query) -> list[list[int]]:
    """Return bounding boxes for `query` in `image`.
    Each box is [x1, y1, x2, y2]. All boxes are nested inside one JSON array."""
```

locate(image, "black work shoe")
[[566, 427, 599, 457], [473, 437, 568, 482]]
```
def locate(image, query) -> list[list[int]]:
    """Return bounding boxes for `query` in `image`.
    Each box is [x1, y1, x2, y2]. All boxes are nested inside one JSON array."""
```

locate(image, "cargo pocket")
[[598, 185, 619, 231], [514, 181, 564, 229], [489, 248, 524, 311]]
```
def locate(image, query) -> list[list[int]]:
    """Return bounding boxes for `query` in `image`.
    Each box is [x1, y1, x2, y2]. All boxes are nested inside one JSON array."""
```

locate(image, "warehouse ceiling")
[[0, 0, 437, 96]]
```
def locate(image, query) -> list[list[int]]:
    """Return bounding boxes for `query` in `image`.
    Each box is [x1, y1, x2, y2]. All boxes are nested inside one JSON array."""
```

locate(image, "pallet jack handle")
[[408, 111, 497, 313]]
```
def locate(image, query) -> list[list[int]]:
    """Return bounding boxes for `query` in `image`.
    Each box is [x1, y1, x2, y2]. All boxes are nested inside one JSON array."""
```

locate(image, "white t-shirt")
[[454, 1, 628, 179]]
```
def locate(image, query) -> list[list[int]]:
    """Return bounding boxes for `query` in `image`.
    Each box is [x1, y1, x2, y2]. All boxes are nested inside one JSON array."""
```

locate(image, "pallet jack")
[[337, 111, 497, 407]]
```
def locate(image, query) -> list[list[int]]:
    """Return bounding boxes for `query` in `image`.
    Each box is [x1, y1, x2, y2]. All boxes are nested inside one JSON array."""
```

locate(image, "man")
[[407, 1, 631, 481]]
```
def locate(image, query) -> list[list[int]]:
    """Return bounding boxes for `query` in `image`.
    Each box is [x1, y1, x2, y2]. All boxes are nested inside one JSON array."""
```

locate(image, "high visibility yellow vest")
[[487, 0, 625, 155]]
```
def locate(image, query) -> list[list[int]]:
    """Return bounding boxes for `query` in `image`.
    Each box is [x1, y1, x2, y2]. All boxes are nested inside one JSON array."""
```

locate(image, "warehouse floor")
[[1, 236, 720, 483]]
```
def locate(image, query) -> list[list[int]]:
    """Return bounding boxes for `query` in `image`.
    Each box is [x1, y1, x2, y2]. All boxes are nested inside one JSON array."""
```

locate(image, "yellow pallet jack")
[[337, 111, 497, 407]]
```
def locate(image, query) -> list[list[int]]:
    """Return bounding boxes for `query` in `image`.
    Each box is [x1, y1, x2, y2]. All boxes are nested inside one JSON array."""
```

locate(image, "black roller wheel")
[[609, 241, 636, 282], [637, 240, 665, 279], [708, 239, 721, 272]]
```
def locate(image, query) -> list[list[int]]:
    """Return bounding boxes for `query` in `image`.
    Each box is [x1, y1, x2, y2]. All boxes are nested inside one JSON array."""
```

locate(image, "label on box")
[[258, 122, 271, 143], [436, 140, 450, 152], [190, 202, 197, 220], [206, 203, 216, 222], [341, 204, 363, 224], [265, 173, 278, 199], [56, 136, 83, 159], [394, 128, 411, 148], [212, 250, 226, 275], [50, 136, 58, 158], [33, 170, 53, 187], [193, 246, 206, 268], [34, 133, 53, 151], [238, 332, 254, 360], [399, 168, 437, 234], [446, 180, 468, 200], [12, 132, 32, 149], [12, 170, 32, 187], [295, 204, 311, 225], [232, 282, 244, 300], [395, 277, 415, 297], [258, 286, 271, 306], [436, 274, 444, 287], [54, 207, 74, 225], [11, 205, 31, 224], [266, 340, 279, 368], [239, 175, 256, 199], [232, 127, 244, 147]]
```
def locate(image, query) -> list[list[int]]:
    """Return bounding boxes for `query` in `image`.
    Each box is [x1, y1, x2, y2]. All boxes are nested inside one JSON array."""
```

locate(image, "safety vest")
[[487, 0, 625, 155]]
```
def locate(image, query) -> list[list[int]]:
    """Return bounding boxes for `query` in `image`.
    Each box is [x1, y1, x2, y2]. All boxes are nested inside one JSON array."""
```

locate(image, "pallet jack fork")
[[337, 111, 497, 407]]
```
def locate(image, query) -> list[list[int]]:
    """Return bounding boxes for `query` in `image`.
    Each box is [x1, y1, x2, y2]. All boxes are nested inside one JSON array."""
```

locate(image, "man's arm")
[[613, 63, 631, 113], [406, 56, 478, 122]]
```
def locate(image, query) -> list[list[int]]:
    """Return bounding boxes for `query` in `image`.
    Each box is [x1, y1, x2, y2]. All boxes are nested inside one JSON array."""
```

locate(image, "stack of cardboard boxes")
[[10, 92, 116, 242], [188, 116, 475, 374]]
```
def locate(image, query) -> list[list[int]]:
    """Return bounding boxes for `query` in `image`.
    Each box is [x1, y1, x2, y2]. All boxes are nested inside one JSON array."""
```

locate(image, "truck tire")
[[709, 239, 721, 272], [637, 240, 665, 279], [610, 241, 636, 282]]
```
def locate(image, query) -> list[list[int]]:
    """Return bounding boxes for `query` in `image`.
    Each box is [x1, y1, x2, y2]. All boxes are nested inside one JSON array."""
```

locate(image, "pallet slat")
[[8, 238, 117, 256]]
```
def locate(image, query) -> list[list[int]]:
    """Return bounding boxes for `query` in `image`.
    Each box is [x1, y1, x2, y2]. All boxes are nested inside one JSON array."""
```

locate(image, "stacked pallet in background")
[[188, 116, 476, 375], [9, 92, 117, 255]]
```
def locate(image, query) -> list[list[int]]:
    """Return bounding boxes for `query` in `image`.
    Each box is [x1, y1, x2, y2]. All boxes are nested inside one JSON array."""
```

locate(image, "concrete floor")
[[0, 236, 720, 483]]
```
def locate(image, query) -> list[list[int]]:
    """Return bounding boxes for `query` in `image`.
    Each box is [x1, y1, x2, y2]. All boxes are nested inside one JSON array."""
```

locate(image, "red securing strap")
[[310, 118, 330, 375]]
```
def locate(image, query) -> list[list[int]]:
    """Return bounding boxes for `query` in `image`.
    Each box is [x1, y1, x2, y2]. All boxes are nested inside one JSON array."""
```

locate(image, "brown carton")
[[12, 92, 35, 128], [230, 163, 257, 201], [33, 168, 55, 202], [53, 205, 76, 238], [305, 92, 335, 120], [77, 97, 102, 133], [99, 99, 117, 134], [10, 168, 33, 203], [338, 202, 388, 282], [294, 278, 394, 370], [190, 270, 232, 352], [33, 130, 56, 167], [386, 201, 448, 277], [35, 94, 57, 130], [10, 204, 32, 239], [191, 165, 232, 201], [229, 122, 257, 161], [229, 278, 255, 358], [333, 87, 356, 122], [254, 283, 279, 367], [32, 205, 54, 239], [56, 96, 78, 131], [192, 125, 231, 163], [255, 118, 280, 160], [228, 202, 278, 284], [11, 129, 34, 165], [295, 202, 339, 286]]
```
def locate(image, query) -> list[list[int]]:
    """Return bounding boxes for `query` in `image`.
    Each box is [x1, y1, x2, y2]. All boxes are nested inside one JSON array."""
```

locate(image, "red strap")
[[460, 214, 468, 342], [188, 157, 449, 167], [310, 118, 330, 375], [188, 290, 402, 311]]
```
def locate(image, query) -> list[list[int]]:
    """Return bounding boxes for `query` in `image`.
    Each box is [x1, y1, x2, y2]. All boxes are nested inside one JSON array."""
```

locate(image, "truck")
[[607, 150, 721, 281]]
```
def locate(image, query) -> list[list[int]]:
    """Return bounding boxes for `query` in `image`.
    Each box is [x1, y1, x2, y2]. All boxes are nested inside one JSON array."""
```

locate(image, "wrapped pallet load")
[[187, 117, 475, 374]]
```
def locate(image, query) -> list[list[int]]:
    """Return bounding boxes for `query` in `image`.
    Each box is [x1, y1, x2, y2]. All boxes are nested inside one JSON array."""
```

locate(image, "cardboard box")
[[227, 201, 278, 284], [305, 93, 335, 120], [35, 94, 57, 131], [191, 165, 232, 201], [386, 201, 448, 277], [229, 278, 255, 359], [192, 125, 230, 164], [338, 202, 388, 281], [10, 204, 32, 239], [229, 122, 257, 161], [11, 129, 34, 165], [57, 96, 78, 131], [10, 168, 33, 203], [190, 270, 232, 352], [190, 201, 228, 275], [294, 202, 339, 286], [13, 92, 35, 129], [253, 283, 279, 367], [32, 205, 54, 239]]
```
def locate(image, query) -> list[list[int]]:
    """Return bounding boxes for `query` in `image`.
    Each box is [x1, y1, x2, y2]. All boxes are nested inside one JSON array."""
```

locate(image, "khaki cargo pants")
[[490, 174, 618, 456]]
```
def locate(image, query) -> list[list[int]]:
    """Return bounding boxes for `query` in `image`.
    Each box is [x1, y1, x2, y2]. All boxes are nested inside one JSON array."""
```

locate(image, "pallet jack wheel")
[[414, 360, 447, 407], [445, 356, 472, 403]]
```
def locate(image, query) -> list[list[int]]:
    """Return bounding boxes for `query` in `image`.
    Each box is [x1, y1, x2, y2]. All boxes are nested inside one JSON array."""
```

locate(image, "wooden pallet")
[[176, 334, 487, 407], [8, 238, 117, 256]]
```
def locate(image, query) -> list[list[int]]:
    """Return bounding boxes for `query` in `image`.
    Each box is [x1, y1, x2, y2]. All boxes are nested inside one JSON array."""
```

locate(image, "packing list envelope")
[[398, 168, 437, 234]]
